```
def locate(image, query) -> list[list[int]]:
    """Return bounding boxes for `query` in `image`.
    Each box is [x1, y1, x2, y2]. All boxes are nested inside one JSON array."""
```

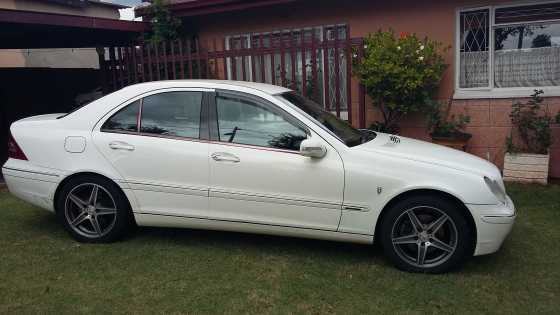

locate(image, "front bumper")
[[468, 195, 516, 256]]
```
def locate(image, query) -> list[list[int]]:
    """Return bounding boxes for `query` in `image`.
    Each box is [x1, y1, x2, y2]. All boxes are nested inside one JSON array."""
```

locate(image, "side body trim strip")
[[135, 211, 373, 237]]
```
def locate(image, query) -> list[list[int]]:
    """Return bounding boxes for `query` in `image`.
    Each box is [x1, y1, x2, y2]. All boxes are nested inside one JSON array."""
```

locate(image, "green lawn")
[[0, 184, 559, 314]]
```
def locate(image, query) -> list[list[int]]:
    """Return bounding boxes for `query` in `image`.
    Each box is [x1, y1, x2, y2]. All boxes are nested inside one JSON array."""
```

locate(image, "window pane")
[[459, 9, 490, 88], [494, 22, 560, 88], [216, 94, 307, 151], [140, 92, 202, 138], [101, 100, 139, 132], [495, 3, 560, 24]]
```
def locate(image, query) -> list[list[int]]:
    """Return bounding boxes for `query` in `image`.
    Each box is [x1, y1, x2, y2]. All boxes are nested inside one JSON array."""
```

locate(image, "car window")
[[101, 100, 140, 132], [216, 94, 307, 151], [277, 92, 373, 147], [140, 92, 202, 139]]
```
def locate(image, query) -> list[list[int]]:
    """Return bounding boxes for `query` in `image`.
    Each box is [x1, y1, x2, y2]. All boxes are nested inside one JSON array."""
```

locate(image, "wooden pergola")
[[0, 8, 148, 49]]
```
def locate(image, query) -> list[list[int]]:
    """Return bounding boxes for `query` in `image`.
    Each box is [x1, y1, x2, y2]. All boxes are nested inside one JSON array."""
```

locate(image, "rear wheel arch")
[[53, 172, 133, 219], [374, 189, 477, 254]]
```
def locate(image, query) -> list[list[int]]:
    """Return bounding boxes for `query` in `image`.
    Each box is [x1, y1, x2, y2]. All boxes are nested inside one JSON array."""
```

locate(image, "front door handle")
[[109, 141, 135, 151], [211, 152, 240, 163]]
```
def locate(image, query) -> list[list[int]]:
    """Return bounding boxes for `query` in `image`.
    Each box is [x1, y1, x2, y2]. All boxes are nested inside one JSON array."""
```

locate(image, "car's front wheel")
[[56, 175, 132, 243], [379, 195, 473, 273]]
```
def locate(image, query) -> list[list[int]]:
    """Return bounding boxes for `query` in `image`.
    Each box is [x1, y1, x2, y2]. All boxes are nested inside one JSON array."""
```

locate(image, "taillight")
[[8, 133, 28, 160]]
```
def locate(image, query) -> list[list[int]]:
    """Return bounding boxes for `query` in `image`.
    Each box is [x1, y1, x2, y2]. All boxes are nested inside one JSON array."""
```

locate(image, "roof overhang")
[[0, 8, 149, 48], [42, 0, 129, 10], [136, 0, 297, 18]]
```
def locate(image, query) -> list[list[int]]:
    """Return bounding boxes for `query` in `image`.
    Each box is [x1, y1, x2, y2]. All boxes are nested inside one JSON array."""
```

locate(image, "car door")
[[207, 91, 344, 231], [92, 89, 210, 217]]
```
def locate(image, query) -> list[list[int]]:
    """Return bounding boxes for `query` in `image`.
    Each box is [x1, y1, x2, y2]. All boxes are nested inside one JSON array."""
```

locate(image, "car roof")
[[130, 80, 292, 95], [60, 80, 293, 130]]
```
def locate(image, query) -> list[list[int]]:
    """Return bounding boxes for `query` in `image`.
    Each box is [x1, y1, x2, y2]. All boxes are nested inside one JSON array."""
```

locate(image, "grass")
[[0, 184, 559, 314]]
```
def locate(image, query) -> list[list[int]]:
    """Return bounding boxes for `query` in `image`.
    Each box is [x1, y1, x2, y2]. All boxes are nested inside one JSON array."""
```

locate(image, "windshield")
[[276, 92, 375, 147]]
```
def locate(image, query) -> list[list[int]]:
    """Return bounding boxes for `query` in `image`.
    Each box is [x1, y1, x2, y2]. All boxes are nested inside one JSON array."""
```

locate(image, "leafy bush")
[[427, 100, 471, 140], [506, 90, 553, 154], [353, 30, 448, 133], [144, 0, 182, 44]]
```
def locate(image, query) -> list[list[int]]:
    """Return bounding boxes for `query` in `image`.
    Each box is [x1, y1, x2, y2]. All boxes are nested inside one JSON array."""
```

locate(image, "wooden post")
[[280, 31, 286, 87], [290, 29, 296, 90], [187, 39, 193, 79], [322, 27, 330, 111], [178, 38, 185, 79], [250, 34, 256, 82], [96, 47, 109, 94], [170, 40, 177, 80], [259, 34, 265, 83], [109, 47, 117, 90], [301, 30, 307, 97], [310, 28, 318, 102], [334, 25, 341, 118], [345, 26, 353, 125]]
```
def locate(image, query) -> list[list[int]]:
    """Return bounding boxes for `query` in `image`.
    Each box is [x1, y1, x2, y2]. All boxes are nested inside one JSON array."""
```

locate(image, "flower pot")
[[503, 152, 550, 184], [431, 133, 471, 152]]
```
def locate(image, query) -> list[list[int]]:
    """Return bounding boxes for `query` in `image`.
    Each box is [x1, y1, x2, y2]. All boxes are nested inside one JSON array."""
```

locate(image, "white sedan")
[[2, 80, 515, 273]]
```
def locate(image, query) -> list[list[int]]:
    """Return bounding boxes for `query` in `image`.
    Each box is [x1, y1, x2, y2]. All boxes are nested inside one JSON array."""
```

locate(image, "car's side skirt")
[[134, 212, 374, 244]]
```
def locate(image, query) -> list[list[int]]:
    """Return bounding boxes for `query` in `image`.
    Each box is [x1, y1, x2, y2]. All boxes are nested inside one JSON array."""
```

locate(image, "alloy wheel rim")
[[391, 206, 458, 268], [64, 183, 117, 238]]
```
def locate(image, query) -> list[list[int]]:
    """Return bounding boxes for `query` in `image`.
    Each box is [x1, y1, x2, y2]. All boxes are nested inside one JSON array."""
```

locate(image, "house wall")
[[184, 0, 560, 178]]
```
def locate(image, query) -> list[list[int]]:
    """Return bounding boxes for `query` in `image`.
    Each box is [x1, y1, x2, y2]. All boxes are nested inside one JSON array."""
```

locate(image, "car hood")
[[357, 132, 501, 178]]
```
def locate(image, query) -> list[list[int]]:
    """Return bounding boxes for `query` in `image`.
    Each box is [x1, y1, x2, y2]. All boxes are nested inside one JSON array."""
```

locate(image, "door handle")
[[109, 141, 135, 151], [211, 152, 240, 163]]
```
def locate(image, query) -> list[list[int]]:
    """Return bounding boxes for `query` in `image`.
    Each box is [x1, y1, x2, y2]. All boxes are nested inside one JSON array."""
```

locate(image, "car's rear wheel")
[[56, 175, 131, 243], [379, 195, 473, 273]]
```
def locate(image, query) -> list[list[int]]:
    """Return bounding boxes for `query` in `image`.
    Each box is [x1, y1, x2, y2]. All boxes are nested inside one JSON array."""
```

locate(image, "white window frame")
[[454, 1, 560, 99]]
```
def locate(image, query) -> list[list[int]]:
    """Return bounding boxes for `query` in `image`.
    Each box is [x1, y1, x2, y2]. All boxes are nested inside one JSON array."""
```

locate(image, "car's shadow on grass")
[[29, 210, 382, 262], [27, 211, 511, 274], [135, 225, 388, 263]]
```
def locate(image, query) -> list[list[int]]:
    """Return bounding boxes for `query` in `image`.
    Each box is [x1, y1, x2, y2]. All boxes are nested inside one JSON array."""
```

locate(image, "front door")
[[207, 91, 344, 231], [93, 89, 209, 217]]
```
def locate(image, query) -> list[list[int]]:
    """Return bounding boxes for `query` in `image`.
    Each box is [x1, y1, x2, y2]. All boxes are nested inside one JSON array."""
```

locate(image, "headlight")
[[484, 176, 507, 204]]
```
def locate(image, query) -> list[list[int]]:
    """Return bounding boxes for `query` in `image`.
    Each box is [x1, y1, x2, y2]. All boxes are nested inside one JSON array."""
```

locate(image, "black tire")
[[379, 195, 473, 273], [55, 175, 132, 243]]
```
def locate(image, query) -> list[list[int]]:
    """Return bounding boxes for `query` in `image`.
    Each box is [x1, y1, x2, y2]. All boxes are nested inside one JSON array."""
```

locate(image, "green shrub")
[[506, 90, 553, 154], [427, 100, 471, 140], [353, 30, 448, 133], [144, 0, 182, 44]]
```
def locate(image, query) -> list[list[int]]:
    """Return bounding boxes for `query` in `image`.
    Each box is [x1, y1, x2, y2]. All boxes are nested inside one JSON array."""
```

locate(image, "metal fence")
[[102, 25, 367, 128]]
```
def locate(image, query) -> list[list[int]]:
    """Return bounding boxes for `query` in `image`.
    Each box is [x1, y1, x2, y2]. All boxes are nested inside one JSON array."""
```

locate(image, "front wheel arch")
[[374, 189, 476, 256]]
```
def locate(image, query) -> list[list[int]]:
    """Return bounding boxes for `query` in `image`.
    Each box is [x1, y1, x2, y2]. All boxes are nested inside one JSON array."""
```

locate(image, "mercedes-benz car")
[[2, 80, 515, 273]]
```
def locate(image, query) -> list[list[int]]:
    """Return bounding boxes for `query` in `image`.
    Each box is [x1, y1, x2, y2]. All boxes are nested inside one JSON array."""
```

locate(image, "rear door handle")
[[109, 141, 135, 151], [211, 152, 240, 163]]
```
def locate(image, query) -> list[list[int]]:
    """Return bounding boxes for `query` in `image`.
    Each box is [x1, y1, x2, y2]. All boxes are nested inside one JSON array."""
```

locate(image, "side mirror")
[[300, 138, 327, 158]]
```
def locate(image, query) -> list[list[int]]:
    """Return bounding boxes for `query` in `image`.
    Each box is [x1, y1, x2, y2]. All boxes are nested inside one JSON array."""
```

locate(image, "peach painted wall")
[[183, 0, 560, 178]]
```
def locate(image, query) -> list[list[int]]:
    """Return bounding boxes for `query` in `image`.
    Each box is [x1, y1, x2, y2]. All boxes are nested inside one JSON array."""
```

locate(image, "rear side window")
[[101, 100, 140, 132], [140, 92, 202, 139]]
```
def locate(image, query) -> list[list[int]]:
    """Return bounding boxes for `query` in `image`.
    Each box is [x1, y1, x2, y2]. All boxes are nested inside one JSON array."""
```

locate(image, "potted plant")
[[353, 30, 448, 133], [427, 99, 471, 151], [504, 90, 554, 184]]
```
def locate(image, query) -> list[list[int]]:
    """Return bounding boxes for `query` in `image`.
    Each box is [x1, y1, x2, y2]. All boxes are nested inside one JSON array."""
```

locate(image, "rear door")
[[92, 88, 210, 217]]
